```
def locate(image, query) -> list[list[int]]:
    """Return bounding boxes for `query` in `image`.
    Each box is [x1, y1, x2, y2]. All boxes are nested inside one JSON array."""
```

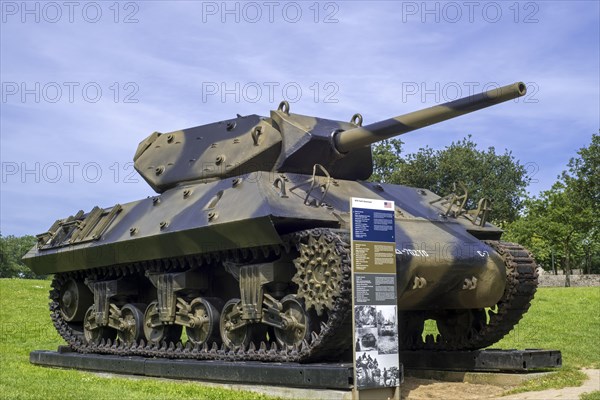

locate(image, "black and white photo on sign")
[[355, 305, 377, 328], [356, 327, 378, 352], [355, 351, 401, 388], [376, 305, 398, 354]]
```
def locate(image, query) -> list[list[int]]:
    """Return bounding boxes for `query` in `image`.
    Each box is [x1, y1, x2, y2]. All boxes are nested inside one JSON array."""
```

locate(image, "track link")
[[49, 228, 352, 363]]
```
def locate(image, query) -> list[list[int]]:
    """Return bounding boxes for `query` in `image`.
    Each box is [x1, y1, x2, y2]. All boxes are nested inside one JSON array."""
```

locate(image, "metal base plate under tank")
[[30, 347, 561, 389], [30, 346, 356, 389], [399, 349, 562, 372]]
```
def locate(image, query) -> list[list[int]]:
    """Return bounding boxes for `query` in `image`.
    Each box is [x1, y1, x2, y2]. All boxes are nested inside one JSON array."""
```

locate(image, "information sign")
[[351, 197, 401, 390]]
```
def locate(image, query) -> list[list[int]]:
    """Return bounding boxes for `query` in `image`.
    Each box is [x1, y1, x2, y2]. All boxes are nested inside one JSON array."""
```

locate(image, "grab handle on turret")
[[334, 82, 526, 153]]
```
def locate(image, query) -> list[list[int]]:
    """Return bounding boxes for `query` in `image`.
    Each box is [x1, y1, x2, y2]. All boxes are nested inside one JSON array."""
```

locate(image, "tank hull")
[[25, 172, 505, 311]]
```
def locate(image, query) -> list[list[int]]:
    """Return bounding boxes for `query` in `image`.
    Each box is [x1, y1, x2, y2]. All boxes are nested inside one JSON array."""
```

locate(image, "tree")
[[502, 198, 555, 271], [0, 234, 40, 278], [562, 132, 600, 211], [371, 136, 530, 223], [371, 139, 404, 183], [503, 133, 600, 281], [559, 133, 600, 277]]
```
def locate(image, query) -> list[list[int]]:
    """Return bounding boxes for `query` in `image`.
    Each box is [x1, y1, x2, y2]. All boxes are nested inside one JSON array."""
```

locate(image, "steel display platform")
[[30, 347, 560, 389], [399, 349, 562, 372], [30, 347, 355, 390]]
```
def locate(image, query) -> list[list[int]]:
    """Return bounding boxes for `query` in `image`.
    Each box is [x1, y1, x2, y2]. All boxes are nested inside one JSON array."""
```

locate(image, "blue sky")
[[1, 1, 598, 236]]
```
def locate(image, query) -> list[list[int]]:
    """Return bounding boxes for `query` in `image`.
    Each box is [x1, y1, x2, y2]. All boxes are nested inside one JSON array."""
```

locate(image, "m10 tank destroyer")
[[24, 82, 538, 362]]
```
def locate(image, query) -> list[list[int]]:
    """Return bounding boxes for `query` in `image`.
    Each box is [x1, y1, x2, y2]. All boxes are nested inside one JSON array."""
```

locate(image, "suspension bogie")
[[53, 229, 355, 362]]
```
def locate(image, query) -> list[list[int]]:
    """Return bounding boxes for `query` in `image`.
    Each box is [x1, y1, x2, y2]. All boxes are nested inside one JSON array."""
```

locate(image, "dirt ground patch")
[[401, 369, 600, 400], [401, 377, 505, 399]]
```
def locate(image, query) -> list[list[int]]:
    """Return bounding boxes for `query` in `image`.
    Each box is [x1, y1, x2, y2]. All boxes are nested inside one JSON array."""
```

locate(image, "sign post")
[[350, 197, 401, 400]]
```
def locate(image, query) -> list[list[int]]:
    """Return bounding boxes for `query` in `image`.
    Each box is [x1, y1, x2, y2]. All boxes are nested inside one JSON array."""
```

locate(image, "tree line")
[[0, 234, 39, 278], [371, 133, 600, 279], [1, 133, 598, 280]]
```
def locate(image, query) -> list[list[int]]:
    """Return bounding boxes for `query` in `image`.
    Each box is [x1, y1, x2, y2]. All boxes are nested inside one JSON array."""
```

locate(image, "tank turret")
[[134, 82, 526, 192]]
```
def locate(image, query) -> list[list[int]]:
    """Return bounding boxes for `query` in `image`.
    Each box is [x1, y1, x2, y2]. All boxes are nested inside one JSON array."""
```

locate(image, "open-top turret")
[[24, 82, 537, 363]]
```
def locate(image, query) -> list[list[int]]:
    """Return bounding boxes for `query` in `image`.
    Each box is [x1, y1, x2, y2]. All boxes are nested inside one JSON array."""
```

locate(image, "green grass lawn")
[[494, 286, 600, 395], [420, 285, 599, 394], [494, 287, 599, 368], [0, 278, 279, 400], [581, 391, 600, 400], [1, 279, 598, 398]]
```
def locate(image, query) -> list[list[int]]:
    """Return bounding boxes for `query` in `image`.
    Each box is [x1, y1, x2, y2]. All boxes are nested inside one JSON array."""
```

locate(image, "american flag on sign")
[[384, 201, 392, 208]]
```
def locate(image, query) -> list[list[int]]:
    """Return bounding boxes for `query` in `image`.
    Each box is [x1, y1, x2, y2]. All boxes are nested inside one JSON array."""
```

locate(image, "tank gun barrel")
[[334, 82, 526, 153]]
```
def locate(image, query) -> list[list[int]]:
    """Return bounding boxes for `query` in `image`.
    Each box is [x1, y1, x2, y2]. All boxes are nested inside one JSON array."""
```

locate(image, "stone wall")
[[537, 274, 600, 287]]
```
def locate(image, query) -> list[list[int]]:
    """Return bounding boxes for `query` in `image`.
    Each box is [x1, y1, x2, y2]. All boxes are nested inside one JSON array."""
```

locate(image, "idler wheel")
[[59, 279, 93, 322], [186, 297, 222, 346], [118, 303, 146, 344], [274, 295, 312, 348], [83, 306, 116, 344], [143, 301, 182, 344], [220, 298, 254, 349]]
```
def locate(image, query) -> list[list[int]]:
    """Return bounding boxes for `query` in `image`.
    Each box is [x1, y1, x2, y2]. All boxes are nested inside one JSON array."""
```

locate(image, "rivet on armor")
[[129, 227, 138, 236], [232, 178, 242, 187], [167, 134, 174, 143], [216, 155, 225, 165], [183, 189, 192, 199], [207, 212, 218, 221], [159, 221, 169, 230], [152, 197, 161, 205], [155, 166, 165, 175], [226, 122, 236, 131]]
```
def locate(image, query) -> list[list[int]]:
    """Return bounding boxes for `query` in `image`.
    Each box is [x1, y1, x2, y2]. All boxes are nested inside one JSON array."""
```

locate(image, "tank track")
[[402, 240, 539, 350], [49, 228, 353, 363]]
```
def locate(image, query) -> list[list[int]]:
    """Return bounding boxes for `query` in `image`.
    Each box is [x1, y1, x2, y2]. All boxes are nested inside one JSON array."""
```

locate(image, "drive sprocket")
[[292, 231, 343, 316]]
